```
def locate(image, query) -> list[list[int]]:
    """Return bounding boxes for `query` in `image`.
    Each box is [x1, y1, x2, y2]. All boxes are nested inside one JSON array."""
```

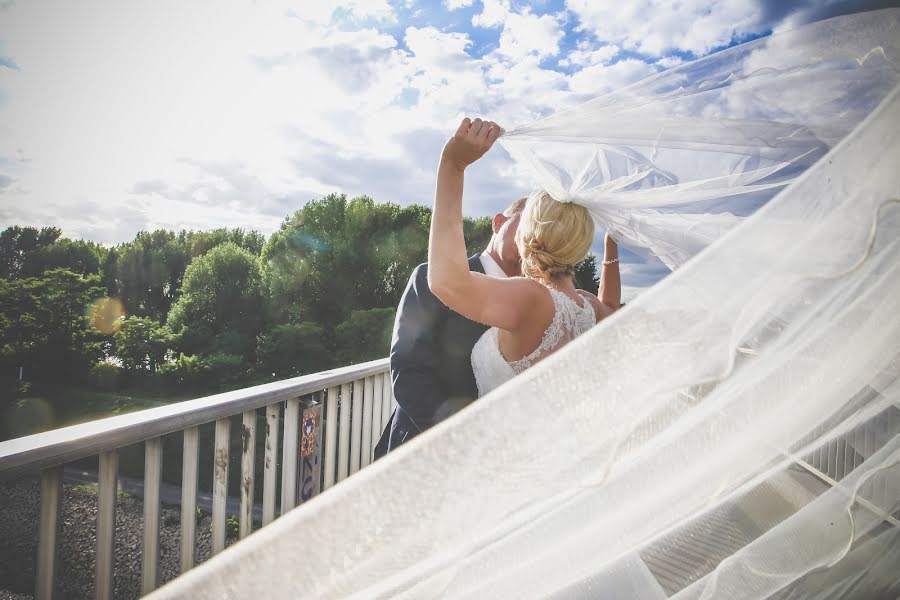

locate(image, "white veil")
[[151, 9, 900, 600], [500, 9, 900, 269]]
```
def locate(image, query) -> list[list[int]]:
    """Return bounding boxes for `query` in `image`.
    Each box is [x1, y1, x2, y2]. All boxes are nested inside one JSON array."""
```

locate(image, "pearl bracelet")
[[602, 257, 619, 266]]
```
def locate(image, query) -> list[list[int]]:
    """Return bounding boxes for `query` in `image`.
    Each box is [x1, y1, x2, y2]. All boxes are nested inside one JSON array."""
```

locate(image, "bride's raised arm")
[[427, 118, 543, 331], [597, 232, 620, 318]]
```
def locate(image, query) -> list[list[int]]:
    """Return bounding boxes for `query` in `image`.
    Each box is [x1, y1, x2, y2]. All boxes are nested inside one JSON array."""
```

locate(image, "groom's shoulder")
[[407, 255, 482, 287]]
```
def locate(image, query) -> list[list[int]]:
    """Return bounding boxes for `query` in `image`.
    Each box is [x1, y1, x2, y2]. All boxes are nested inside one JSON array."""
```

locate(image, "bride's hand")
[[440, 118, 502, 172]]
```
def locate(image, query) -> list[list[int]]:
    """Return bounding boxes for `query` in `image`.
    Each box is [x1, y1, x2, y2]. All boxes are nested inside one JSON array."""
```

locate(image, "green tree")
[[106, 230, 190, 322], [256, 322, 327, 378], [463, 216, 493, 257], [0, 268, 108, 382], [0, 226, 62, 279], [167, 242, 263, 358], [575, 254, 599, 295], [21, 238, 106, 279], [178, 228, 265, 258], [334, 307, 395, 365], [261, 195, 491, 331], [113, 316, 177, 373]]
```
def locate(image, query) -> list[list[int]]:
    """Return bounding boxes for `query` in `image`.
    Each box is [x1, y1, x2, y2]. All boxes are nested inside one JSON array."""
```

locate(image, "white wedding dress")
[[472, 286, 597, 397]]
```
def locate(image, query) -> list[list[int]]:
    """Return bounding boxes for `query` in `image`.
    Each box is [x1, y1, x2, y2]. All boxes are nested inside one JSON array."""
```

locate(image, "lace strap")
[[508, 289, 570, 374]]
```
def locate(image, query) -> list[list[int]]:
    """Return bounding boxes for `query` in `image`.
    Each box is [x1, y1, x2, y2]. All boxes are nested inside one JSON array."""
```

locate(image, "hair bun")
[[516, 191, 595, 281]]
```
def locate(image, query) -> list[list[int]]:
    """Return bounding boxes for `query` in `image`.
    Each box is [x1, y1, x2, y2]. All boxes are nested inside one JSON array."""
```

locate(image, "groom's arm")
[[390, 263, 445, 433]]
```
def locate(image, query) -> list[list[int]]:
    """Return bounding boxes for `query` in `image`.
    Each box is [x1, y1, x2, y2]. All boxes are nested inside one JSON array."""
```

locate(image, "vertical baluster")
[[239, 410, 256, 539], [880, 409, 896, 511], [370, 375, 384, 464], [36, 466, 62, 600], [323, 386, 339, 490], [212, 418, 231, 555], [263, 404, 280, 526], [142, 438, 163, 595], [337, 383, 352, 483], [349, 379, 364, 474], [815, 425, 826, 473], [180, 427, 199, 573], [826, 438, 834, 479], [389, 372, 397, 411], [96, 450, 118, 600], [281, 397, 301, 513], [843, 433, 854, 480], [360, 376, 374, 469], [381, 371, 392, 433]]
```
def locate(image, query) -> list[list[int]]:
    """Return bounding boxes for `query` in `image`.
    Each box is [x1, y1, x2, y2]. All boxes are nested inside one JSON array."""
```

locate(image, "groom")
[[374, 197, 527, 459]]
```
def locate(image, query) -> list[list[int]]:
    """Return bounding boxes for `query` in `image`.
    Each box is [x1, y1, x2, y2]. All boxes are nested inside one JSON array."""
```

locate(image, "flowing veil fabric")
[[151, 10, 900, 599], [500, 9, 900, 269]]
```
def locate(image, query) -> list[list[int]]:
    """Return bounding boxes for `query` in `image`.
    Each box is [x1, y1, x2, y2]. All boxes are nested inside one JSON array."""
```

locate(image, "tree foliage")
[[334, 307, 396, 366], [114, 316, 177, 373], [167, 242, 263, 358], [0, 268, 108, 381], [1, 226, 59, 279], [0, 194, 496, 397], [256, 322, 328, 378], [574, 254, 600, 295]]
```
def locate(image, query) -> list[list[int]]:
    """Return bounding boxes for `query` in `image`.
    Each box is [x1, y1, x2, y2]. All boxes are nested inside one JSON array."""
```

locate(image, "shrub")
[[88, 361, 123, 391]]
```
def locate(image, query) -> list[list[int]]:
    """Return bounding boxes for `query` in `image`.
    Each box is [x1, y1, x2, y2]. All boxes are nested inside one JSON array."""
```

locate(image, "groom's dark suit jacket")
[[374, 254, 489, 459]]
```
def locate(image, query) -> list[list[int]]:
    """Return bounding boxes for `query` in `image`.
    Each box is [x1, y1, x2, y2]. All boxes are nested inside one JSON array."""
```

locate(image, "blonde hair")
[[516, 191, 594, 281]]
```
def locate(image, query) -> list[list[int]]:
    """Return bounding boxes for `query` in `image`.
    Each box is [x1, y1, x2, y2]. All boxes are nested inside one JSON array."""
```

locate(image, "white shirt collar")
[[479, 252, 508, 278]]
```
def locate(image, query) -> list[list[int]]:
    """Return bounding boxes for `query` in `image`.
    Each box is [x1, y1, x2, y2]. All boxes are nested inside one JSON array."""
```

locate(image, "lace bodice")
[[471, 287, 596, 397]]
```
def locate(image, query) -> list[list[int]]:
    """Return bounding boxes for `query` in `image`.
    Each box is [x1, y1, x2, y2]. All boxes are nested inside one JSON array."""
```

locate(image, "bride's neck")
[[535, 273, 576, 292]]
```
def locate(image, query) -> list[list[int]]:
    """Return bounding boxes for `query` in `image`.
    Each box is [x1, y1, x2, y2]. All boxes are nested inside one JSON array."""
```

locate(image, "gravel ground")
[[0, 477, 237, 599]]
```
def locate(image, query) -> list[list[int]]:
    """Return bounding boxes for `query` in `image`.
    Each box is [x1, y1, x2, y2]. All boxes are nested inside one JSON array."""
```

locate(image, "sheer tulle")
[[150, 10, 900, 600], [500, 9, 900, 269]]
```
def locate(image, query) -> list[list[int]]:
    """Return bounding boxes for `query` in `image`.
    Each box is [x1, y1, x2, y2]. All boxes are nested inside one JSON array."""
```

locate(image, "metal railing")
[[0, 358, 394, 599]]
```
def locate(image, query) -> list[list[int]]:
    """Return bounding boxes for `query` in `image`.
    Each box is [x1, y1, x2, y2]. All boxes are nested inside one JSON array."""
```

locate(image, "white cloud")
[[566, 0, 766, 56], [568, 58, 658, 98], [655, 56, 684, 69], [472, 0, 511, 28], [293, 0, 397, 25], [445, 0, 475, 9], [495, 9, 566, 60], [558, 42, 620, 68], [0, 1, 416, 242]]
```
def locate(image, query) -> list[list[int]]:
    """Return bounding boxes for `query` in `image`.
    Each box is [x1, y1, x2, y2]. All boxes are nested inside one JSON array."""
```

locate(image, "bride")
[[429, 117, 622, 396]]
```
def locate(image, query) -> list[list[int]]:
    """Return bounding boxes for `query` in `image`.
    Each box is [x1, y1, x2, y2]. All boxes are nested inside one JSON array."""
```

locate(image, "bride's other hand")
[[440, 118, 502, 172]]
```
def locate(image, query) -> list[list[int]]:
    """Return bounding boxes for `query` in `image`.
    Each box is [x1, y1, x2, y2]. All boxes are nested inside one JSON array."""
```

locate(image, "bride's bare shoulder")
[[577, 290, 614, 322]]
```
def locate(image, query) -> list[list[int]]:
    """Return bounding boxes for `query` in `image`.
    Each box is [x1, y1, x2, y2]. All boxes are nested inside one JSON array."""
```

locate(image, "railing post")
[[281, 397, 301, 514], [371, 375, 384, 464], [211, 417, 231, 555], [349, 380, 364, 475], [381, 371, 392, 431], [180, 427, 199, 573], [337, 383, 352, 483], [360, 376, 374, 469], [323, 386, 339, 491], [96, 449, 118, 600], [36, 466, 62, 600], [239, 409, 256, 539], [141, 437, 163, 595], [262, 404, 280, 526]]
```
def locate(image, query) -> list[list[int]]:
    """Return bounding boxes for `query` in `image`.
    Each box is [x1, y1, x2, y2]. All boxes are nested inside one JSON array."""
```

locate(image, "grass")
[[3, 383, 178, 441]]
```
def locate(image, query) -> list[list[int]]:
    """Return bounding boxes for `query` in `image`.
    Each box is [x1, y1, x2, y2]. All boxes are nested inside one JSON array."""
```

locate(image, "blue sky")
[[0, 0, 896, 297]]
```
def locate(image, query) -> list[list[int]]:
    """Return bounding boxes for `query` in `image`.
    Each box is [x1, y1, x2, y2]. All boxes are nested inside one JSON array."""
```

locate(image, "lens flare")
[[88, 297, 126, 334]]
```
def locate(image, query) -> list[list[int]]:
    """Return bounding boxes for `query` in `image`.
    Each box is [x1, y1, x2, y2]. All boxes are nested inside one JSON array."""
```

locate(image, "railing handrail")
[[0, 357, 390, 479]]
